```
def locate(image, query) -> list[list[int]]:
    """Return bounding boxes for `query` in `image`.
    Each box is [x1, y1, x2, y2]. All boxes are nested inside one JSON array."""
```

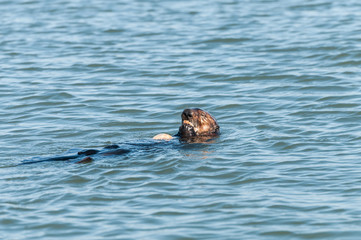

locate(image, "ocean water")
[[1, 0, 361, 239]]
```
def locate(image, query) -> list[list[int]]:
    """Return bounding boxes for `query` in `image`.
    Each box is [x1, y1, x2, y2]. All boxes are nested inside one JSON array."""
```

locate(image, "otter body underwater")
[[20, 108, 220, 165]]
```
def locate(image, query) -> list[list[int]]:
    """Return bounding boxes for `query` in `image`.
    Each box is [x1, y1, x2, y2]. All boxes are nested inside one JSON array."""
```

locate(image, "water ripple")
[[2, 0, 361, 239]]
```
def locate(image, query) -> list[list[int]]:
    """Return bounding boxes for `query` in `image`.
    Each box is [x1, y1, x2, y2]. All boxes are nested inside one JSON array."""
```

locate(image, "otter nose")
[[183, 109, 193, 118]]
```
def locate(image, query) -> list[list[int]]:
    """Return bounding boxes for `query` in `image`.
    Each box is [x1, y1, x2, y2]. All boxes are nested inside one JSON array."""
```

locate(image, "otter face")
[[177, 108, 220, 140]]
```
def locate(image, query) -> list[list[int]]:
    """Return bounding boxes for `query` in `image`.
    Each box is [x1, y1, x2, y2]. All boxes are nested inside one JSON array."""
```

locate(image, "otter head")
[[177, 108, 220, 141]]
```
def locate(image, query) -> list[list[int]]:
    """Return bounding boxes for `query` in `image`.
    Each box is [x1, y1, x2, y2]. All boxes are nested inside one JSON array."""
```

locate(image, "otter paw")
[[76, 156, 93, 164]]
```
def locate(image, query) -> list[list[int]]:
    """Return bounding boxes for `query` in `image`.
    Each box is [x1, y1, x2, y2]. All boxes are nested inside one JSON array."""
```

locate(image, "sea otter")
[[153, 108, 220, 141], [20, 108, 220, 164], [178, 108, 220, 138]]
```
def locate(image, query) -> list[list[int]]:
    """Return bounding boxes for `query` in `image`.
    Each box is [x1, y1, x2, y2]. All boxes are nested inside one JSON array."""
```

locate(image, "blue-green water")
[[2, 0, 361, 239]]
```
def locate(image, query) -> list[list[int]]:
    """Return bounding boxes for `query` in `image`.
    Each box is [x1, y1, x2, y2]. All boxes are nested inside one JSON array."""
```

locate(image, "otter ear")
[[214, 125, 220, 133]]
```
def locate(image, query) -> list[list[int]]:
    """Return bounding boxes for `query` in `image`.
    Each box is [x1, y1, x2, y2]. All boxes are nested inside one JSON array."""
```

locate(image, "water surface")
[[1, 0, 361, 239]]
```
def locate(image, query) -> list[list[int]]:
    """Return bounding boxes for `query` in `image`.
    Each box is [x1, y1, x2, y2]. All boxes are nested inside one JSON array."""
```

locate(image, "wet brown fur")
[[177, 108, 220, 140]]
